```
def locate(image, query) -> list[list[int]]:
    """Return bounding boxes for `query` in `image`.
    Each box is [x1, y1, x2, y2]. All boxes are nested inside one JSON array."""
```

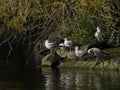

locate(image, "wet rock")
[[66, 51, 78, 61], [42, 51, 67, 67]]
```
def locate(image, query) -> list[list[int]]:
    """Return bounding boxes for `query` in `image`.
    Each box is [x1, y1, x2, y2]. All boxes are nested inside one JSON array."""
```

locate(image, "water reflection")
[[43, 68, 120, 90], [0, 67, 120, 90], [45, 68, 62, 90]]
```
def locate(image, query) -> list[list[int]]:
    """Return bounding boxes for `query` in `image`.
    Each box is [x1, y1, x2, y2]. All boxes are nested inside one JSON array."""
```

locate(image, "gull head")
[[97, 27, 101, 32], [75, 46, 78, 50], [64, 38, 68, 41], [87, 48, 93, 54], [45, 40, 49, 43]]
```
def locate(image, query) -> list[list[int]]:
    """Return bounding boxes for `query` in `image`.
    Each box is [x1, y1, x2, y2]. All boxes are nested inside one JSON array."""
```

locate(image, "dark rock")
[[38, 48, 50, 55], [87, 40, 112, 50]]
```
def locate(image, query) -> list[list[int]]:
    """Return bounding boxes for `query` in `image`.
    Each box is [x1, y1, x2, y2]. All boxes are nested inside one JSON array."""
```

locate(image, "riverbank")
[[42, 47, 120, 70]]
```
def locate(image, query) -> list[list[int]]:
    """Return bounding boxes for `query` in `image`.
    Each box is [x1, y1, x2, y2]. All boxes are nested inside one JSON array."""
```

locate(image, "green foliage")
[[0, 0, 120, 57], [66, 0, 120, 46], [68, 28, 90, 44], [108, 30, 120, 47], [66, 4, 97, 44]]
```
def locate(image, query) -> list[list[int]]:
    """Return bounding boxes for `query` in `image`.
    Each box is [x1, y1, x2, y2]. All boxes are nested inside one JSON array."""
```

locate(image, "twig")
[[0, 36, 12, 47]]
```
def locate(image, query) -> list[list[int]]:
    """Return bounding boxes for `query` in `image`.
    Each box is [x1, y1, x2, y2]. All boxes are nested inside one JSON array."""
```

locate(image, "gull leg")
[[50, 49, 53, 54], [94, 57, 100, 68]]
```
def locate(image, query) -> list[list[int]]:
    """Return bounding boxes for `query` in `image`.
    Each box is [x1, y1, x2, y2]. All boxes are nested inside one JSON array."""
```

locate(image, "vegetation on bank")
[[0, 0, 120, 65]]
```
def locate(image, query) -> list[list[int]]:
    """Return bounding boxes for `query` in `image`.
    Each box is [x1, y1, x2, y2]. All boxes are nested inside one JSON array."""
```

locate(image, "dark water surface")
[[0, 67, 120, 90]]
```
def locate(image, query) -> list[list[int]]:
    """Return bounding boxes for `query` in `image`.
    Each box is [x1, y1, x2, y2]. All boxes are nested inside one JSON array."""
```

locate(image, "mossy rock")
[[42, 51, 66, 67]]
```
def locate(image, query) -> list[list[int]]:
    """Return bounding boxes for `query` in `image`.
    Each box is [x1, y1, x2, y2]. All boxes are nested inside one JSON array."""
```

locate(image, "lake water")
[[0, 67, 120, 90]]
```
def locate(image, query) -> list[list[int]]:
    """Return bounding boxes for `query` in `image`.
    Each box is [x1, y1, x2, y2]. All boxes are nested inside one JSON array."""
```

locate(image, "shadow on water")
[[0, 66, 46, 90]]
